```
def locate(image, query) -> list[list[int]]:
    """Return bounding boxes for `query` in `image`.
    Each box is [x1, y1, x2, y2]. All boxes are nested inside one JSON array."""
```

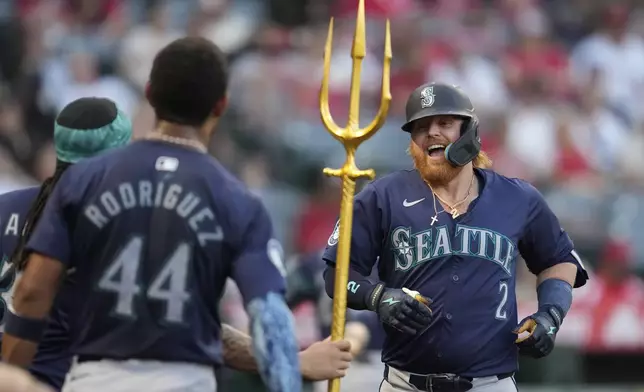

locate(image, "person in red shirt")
[[582, 240, 644, 351]]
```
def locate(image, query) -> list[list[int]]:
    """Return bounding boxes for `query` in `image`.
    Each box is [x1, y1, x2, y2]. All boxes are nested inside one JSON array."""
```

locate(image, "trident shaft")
[[319, 0, 391, 391]]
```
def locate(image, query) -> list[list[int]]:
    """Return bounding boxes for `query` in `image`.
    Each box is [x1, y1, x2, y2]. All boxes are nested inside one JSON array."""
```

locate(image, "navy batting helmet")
[[401, 82, 481, 167]]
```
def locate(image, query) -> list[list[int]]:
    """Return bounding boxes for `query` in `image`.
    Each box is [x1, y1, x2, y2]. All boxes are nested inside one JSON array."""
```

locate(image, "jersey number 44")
[[98, 236, 192, 324]]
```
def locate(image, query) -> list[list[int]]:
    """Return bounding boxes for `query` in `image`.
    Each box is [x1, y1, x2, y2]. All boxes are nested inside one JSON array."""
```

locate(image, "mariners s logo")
[[328, 220, 340, 246], [420, 86, 435, 108]]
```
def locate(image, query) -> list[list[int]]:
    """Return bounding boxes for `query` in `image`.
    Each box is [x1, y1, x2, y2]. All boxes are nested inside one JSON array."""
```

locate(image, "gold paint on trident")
[[319, 0, 391, 391]]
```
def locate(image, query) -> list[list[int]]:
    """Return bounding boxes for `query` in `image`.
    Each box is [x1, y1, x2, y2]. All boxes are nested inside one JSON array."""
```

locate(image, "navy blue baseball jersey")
[[0, 186, 74, 389], [323, 168, 588, 377], [26, 140, 287, 366]]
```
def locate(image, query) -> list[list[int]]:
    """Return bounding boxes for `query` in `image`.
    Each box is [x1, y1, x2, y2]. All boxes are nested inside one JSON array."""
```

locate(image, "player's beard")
[[409, 140, 462, 185]]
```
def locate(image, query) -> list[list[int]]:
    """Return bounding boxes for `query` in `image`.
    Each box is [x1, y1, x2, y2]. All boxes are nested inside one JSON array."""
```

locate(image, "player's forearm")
[[12, 271, 59, 320], [535, 263, 577, 323], [323, 266, 377, 310], [221, 324, 259, 373], [2, 280, 55, 367], [10, 254, 64, 322], [221, 323, 336, 381], [246, 292, 302, 392], [3, 254, 64, 367]]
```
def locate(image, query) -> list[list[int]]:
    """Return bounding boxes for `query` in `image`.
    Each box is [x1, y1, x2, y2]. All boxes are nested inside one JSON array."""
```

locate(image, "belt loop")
[[426, 377, 433, 392]]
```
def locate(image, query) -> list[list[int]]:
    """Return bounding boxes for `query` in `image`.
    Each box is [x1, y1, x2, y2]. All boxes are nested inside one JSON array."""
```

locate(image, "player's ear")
[[212, 95, 228, 117], [144, 82, 151, 101]]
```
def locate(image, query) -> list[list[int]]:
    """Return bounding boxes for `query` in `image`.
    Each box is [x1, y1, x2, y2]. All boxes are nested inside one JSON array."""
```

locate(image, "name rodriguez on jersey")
[[83, 180, 224, 245], [391, 224, 514, 274]]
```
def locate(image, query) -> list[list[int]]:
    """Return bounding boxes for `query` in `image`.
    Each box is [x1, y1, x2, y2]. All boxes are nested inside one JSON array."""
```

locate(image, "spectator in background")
[[53, 0, 126, 69], [570, 2, 644, 126], [503, 78, 561, 183], [227, 24, 298, 135], [503, 3, 570, 99], [575, 240, 644, 351], [293, 173, 339, 255], [49, 50, 138, 117], [119, 1, 181, 92], [429, 33, 510, 116], [197, 0, 261, 56], [559, 80, 631, 178]]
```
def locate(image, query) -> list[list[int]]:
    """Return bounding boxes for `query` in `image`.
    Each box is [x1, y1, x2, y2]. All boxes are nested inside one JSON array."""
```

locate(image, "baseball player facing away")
[[323, 82, 589, 392], [0, 98, 352, 391], [2, 37, 302, 392]]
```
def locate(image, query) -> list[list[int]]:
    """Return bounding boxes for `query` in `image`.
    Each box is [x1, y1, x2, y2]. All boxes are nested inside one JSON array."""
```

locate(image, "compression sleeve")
[[537, 278, 573, 323], [323, 266, 377, 311], [246, 292, 302, 392]]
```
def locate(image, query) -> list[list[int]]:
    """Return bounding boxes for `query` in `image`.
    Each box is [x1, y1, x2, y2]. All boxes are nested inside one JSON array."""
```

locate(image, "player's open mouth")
[[427, 144, 446, 159]]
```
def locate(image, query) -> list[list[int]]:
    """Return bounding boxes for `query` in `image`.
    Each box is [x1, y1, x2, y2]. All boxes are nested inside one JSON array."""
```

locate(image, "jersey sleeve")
[[518, 182, 589, 288], [322, 183, 383, 276], [25, 170, 75, 266], [230, 198, 287, 305]]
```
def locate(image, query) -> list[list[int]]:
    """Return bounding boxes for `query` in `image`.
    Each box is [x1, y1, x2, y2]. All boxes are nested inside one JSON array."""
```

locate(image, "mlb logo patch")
[[155, 156, 179, 172]]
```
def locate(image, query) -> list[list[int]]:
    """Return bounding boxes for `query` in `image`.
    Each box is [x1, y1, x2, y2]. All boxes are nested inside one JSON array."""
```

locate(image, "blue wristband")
[[4, 306, 48, 343], [537, 278, 573, 321]]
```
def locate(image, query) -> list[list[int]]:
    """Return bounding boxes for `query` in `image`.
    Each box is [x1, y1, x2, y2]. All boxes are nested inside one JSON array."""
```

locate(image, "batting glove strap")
[[367, 282, 385, 312], [538, 305, 564, 329], [374, 288, 434, 335]]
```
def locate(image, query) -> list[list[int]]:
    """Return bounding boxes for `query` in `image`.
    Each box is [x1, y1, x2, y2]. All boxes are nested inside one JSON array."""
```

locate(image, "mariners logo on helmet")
[[420, 87, 435, 108]]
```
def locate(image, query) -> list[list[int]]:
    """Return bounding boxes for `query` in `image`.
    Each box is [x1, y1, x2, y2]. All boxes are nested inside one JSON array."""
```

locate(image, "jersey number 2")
[[98, 237, 191, 324], [495, 281, 509, 320]]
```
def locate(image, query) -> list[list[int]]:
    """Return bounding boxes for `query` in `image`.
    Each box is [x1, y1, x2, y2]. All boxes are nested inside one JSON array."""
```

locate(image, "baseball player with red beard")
[[323, 82, 589, 392]]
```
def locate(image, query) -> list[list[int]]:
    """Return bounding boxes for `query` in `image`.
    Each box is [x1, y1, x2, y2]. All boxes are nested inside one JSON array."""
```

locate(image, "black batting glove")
[[514, 305, 563, 359], [366, 283, 433, 335]]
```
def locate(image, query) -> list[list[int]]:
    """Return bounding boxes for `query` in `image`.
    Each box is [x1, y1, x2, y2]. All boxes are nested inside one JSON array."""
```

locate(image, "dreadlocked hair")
[[10, 160, 70, 270], [10, 96, 129, 270]]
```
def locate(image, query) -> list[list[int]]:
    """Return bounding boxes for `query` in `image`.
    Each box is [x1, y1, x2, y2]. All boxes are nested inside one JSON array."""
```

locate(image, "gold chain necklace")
[[144, 133, 208, 154], [426, 174, 475, 223]]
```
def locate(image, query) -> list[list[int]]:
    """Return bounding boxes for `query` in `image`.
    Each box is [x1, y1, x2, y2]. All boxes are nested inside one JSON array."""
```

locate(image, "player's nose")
[[427, 122, 442, 138]]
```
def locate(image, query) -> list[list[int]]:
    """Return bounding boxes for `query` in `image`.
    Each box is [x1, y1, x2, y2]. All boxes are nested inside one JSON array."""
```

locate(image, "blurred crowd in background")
[[1, 0, 644, 390]]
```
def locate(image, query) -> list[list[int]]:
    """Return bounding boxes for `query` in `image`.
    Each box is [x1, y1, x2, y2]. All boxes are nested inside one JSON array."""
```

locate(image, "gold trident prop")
[[319, 1, 391, 391]]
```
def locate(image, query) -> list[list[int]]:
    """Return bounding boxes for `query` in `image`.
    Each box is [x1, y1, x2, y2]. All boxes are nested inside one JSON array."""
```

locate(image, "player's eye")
[[413, 123, 430, 133]]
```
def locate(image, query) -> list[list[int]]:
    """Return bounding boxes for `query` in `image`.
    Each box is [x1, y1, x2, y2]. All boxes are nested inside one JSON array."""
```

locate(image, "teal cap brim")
[[54, 109, 132, 163]]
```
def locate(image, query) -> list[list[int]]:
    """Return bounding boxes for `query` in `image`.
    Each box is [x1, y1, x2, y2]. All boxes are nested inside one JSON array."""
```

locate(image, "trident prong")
[[319, 1, 391, 392], [319, 1, 392, 178], [357, 19, 392, 141], [319, 17, 344, 140]]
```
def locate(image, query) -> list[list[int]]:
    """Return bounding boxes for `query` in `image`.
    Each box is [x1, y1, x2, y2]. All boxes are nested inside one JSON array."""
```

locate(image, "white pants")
[[380, 365, 518, 392], [62, 357, 217, 392]]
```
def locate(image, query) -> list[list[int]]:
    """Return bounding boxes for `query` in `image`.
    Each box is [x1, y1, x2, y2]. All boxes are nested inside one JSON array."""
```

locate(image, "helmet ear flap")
[[444, 117, 481, 167]]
